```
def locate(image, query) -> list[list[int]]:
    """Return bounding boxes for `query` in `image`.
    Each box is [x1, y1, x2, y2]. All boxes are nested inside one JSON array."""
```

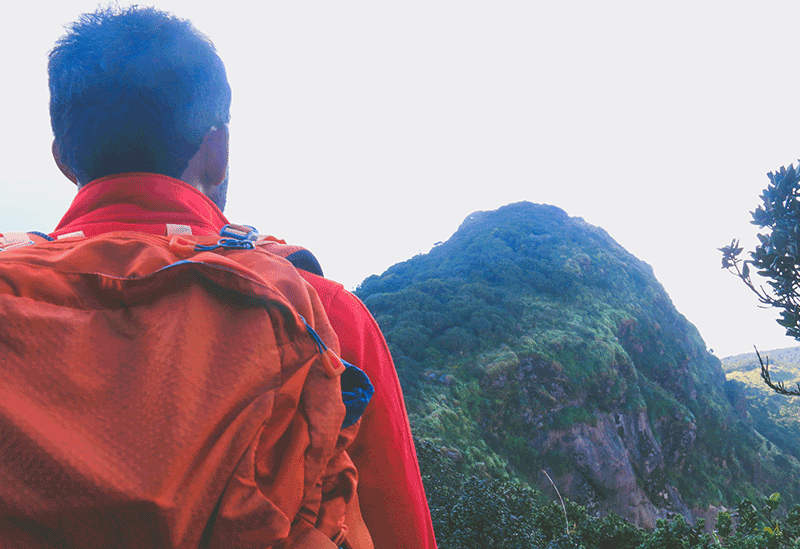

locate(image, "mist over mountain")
[[355, 201, 800, 528]]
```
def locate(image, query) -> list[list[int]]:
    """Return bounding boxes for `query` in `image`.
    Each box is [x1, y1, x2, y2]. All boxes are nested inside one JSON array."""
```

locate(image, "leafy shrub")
[[640, 515, 713, 549]]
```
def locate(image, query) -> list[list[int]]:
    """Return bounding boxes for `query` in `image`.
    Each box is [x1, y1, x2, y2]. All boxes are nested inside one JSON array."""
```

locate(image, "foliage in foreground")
[[417, 437, 800, 548]]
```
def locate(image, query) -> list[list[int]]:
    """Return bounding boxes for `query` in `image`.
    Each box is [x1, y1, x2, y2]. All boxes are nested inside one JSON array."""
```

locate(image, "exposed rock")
[[536, 411, 680, 528]]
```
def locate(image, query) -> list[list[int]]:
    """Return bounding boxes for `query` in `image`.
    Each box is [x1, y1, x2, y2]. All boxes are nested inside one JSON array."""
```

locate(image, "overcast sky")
[[3, 1, 800, 358]]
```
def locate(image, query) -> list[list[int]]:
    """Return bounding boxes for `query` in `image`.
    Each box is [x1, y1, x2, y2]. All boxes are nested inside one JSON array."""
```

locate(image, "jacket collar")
[[51, 173, 230, 238]]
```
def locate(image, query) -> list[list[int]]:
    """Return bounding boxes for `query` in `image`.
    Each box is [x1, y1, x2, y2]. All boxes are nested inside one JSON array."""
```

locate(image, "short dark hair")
[[49, 5, 232, 184]]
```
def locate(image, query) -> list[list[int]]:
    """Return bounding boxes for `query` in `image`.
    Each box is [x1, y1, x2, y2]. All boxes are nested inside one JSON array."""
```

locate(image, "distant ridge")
[[722, 345, 800, 365], [722, 345, 800, 389]]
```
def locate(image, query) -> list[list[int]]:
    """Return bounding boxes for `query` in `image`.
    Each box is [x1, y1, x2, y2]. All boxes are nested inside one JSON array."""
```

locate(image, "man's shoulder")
[[253, 236, 376, 325]]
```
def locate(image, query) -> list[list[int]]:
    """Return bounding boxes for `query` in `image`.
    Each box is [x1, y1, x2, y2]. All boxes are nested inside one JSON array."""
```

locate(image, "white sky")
[[3, 1, 800, 358]]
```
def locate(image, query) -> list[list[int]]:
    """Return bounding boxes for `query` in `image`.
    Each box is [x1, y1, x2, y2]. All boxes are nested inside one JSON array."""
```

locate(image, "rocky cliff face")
[[356, 201, 800, 526], [477, 349, 696, 528]]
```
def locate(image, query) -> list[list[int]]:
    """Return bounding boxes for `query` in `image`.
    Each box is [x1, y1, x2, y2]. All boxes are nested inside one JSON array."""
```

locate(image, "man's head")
[[49, 5, 232, 208]]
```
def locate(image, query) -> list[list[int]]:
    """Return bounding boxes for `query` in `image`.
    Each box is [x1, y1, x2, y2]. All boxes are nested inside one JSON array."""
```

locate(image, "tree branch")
[[756, 347, 800, 397]]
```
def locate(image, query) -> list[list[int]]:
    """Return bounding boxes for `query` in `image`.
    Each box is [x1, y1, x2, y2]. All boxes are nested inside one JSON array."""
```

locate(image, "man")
[[42, 5, 435, 548]]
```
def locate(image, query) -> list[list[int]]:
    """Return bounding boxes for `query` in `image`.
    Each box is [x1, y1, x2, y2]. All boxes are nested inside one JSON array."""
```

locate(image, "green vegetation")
[[418, 437, 800, 548], [356, 201, 800, 525]]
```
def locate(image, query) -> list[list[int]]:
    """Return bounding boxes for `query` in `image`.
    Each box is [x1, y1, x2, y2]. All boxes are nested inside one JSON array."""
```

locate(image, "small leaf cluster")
[[712, 493, 800, 548]]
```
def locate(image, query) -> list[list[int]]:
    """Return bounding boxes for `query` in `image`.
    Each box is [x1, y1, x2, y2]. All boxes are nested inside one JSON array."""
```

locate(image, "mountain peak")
[[357, 202, 800, 526]]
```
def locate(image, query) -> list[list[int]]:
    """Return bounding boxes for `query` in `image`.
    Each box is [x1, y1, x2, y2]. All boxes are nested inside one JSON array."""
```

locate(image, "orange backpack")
[[0, 226, 373, 549]]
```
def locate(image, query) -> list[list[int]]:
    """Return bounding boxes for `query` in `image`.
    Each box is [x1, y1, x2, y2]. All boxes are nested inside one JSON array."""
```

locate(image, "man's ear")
[[52, 140, 80, 186], [203, 125, 229, 187], [182, 125, 229, 190]]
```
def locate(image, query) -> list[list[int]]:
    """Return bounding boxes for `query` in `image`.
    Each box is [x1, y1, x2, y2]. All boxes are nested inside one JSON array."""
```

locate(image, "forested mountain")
[[355, 201, 800, 528]]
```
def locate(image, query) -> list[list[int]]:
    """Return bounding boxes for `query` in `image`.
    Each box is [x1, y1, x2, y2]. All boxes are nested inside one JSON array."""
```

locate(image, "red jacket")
[[51, 173, 438, 549]]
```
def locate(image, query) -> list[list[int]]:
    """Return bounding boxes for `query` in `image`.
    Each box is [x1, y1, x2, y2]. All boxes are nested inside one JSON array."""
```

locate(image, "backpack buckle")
[[220, 224, 258, 241], [194, 238, 256, 252]]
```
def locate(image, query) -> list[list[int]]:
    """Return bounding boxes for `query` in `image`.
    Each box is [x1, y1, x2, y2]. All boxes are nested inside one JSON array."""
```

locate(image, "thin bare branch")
[[757, 346, 800, 397]]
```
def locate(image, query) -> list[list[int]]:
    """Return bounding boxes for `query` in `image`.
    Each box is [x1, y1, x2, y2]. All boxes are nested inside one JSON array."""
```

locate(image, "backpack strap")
[[259, 239, 325, 277], [0, 231, 54, 251], [281, 248, 325, 277], [0, 224, 327, 276], [219, 224, 326, 277]]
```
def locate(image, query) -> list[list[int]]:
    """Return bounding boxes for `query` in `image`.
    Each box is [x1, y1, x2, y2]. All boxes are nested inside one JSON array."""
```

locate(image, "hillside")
[[355, 201, 800, 528], [720, 348, 800, 490]]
